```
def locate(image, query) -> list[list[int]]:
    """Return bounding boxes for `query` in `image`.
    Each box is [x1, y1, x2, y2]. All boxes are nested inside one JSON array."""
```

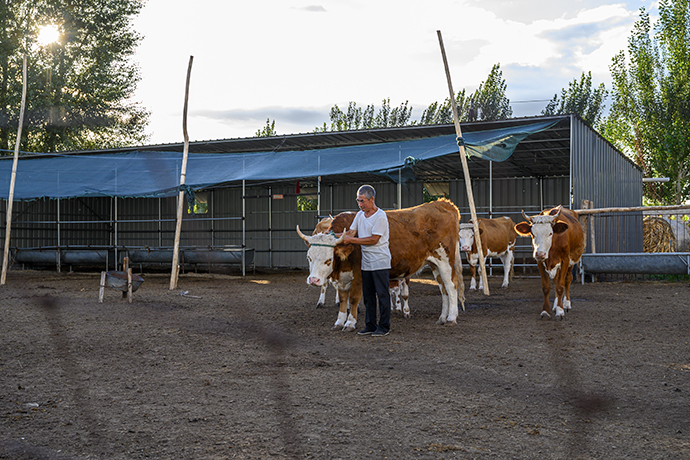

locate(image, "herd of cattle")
[[296, 199, 586, 331]]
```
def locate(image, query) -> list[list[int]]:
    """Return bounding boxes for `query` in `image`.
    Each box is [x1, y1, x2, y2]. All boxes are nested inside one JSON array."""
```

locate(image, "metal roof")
[[44, 114, 635, 186]]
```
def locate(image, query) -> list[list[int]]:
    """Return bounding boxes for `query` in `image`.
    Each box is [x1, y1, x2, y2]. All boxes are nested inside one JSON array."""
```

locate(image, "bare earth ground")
[[1, 267, 689, 460]]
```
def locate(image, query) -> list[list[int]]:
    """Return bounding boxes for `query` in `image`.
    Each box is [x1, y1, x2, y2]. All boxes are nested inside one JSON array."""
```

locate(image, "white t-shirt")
[[350, 208, 391, 271]]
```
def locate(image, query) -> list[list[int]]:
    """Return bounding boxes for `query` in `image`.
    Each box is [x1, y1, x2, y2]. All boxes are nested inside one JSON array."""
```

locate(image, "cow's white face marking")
[[458, 224, 475, 253], [304, 233, 338, 286], [528, 215, 557, 261]]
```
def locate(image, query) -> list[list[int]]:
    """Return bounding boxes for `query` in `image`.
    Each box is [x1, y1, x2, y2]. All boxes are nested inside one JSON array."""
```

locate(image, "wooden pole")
[[1, 55, 28, 285], [437, 31, 490, 295], [170, 56, 194, 290]]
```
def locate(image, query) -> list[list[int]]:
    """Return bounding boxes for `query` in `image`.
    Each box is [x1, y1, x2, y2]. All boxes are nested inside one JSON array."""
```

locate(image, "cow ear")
[[553, 222, 569, 234], [335, 244, 353, 261], [514, 222, 532, 237]]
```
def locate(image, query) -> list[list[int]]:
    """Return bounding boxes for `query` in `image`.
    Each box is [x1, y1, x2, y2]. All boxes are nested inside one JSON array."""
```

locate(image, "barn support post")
[[56, 199, 61, 273], [114, 197, 118, 270], [268, 186, 273, 269], [170, 55, 194, 290], [317, 176, 321, 214], [242, 180, 246, 276], [1, 55, 27, 285], [437, 30, 490, 295]]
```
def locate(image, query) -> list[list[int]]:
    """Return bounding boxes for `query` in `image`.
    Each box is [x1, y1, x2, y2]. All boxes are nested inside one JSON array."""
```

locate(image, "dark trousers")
[[362, 269, 391, 332]]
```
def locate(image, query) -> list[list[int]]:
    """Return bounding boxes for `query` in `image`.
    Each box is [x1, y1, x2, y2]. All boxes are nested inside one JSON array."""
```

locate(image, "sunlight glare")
[[38, 25, 60, 45]]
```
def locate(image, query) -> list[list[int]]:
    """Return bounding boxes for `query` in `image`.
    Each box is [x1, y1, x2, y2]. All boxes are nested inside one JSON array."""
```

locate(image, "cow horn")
[[521, 210, 532, 222], [334, 228, 347, 245], [296, 225, 310, 243]]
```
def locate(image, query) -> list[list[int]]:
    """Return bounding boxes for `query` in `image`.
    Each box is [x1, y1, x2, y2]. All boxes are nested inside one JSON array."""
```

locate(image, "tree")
[[315, 98, 413, 132], [601, 0, 690, 205], [418, 63, 511, 125], [470, 63, 512, 121], [255, 118, 277, 137], [541, 71, 608, 127], [0, 0, 149, 154], [418, 89, 473, 125]]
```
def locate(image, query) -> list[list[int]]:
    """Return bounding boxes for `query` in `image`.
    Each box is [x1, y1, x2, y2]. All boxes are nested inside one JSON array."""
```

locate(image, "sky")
[[131, 0, 659, 145]]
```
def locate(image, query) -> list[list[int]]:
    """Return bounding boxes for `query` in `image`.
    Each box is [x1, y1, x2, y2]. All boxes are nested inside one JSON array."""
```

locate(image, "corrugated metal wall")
[[570, 116, 644, 254]]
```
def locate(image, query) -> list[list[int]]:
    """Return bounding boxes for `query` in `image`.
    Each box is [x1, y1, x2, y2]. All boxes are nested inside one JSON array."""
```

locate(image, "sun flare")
[[37, 25, 60, 45]]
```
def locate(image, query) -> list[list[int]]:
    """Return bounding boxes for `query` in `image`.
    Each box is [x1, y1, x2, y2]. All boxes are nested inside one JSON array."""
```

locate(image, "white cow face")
[[515, 214, 569, 261], [458, 223, 477, 252], [296, 226, 345, 287]]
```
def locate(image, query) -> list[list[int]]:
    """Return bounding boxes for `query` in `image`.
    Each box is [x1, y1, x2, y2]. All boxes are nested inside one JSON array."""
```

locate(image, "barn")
[[0, 114, 643, 275]]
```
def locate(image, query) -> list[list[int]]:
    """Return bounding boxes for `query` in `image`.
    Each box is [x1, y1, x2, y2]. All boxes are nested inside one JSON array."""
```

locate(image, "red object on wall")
[[296, 180, 300, 194]]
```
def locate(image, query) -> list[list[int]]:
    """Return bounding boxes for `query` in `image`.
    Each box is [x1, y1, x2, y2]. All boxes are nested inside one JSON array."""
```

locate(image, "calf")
[[458, 217, 517, 291], [514, 206, 585, 319]]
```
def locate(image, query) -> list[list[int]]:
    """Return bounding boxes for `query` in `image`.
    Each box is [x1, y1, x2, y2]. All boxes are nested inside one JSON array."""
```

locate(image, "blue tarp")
[[0, 120, 558, 200]]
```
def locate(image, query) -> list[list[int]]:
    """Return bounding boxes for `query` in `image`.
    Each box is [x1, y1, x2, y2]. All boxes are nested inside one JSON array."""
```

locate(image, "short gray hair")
[[357, 185, 376, 199]]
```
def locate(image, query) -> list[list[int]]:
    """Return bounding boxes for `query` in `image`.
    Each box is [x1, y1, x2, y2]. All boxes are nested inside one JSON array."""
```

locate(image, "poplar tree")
[[601, 0, 690, 204]]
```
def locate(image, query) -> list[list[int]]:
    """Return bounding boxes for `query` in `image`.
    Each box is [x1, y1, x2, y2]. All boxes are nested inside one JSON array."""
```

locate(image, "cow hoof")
[[316, 302, 324, 309], [404, 312, 410, 319], [331, 324, 343, 331], [540, 311, 551, 319], [342, 325, 355, 332], [445, 319, 457, 326]]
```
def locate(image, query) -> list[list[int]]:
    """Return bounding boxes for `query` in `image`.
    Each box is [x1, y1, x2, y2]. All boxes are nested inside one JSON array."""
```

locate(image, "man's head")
[[356, 185, 376, 212]]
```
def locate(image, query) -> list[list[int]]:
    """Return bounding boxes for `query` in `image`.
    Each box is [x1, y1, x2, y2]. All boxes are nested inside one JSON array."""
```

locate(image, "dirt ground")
[[1, 267, 689, 459]]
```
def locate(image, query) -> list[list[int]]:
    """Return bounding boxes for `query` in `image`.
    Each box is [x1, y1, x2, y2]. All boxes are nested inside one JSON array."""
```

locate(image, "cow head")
[[296, 225, 350, 286], [458, 222, 482, 252], [514, 206, 569, 261]]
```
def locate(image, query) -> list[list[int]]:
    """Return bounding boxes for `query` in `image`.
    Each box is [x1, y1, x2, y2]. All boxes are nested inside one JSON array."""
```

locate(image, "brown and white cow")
[[458, 217, 517, 291], [297, 199, 464, 330], [311, 216, 341, 309], [514, 206, 585, 319]]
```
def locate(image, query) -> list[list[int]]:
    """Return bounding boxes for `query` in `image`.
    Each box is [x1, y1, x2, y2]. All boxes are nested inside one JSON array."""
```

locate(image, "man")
[[343, 185, 391, 337]]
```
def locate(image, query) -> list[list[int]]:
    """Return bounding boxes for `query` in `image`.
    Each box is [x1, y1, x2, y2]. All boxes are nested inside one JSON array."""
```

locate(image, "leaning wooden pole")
[[170, 55, 194, 290], [1, 55, 28, 285], [437, 30, 490, 295]]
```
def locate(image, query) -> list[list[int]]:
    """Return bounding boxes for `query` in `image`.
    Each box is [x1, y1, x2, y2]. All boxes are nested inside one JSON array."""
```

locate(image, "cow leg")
[[431, 259, 459, 325], [332, 289, 351, 330], [499, 250, 513, 288], [342, 275, 362, 332], [563, 263, 574, 311], [477, 258, 486, 291], [389, 280, 402, 314], [551, 264, 569, 320], [317, 285, 327, 309], [468, 262, 478, 290], [536, 262, 552, 319], [332, 281, 340, 306], [401, 278, 410, 318], [432, 268, 450, 324]]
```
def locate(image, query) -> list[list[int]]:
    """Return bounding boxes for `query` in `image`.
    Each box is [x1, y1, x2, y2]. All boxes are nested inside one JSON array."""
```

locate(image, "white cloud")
[[132, 0, 655, 143]]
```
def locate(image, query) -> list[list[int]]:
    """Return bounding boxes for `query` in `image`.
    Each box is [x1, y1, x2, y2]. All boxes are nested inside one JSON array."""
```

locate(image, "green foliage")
[[471, 63, 512, 121], [0, 0, 149, 154], [419, 63, 511, 125], [418, 89, 472, 125], [601, 0, 690, 205], [541, 71, 608, 127], [255, 118, 276, 137], [319, 98, 413, 132], [297, 195, 318, 211]]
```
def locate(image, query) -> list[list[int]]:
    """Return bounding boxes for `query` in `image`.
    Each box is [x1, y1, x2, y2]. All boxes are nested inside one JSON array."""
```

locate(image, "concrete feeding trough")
[[106, 271, 144, 292]]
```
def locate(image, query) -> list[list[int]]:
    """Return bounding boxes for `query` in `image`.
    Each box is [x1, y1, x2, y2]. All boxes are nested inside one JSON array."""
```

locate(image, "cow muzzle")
[[307, 276, 323, 286], [461, 245, 472, 252], [535, 251, 548, 261]]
